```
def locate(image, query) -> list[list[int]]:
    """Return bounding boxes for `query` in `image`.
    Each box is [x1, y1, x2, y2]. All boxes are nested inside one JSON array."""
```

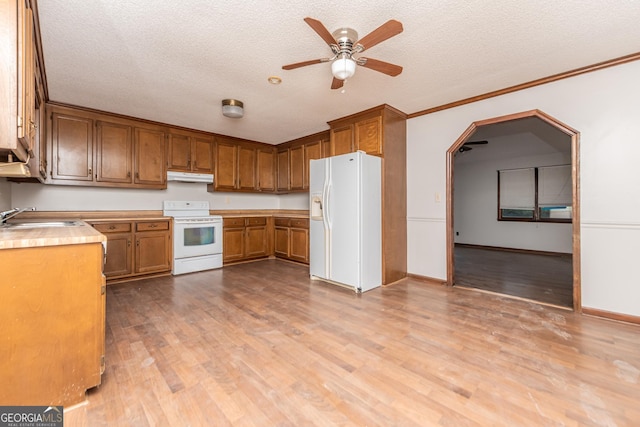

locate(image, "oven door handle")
[[173, 219, 221, 225]]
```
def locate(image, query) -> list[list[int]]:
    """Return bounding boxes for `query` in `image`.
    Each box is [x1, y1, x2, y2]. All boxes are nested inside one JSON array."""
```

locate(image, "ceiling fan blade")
[[360, 58, 403, 76], [282, 58, 326, 70], [304, 17, 337, 46], [355, 19, 403, 51], [464, 140, 489, 145], [331, 77, 344, 90]]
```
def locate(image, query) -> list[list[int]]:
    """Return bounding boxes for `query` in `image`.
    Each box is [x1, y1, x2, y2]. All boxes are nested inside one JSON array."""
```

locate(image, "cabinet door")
[[223, 227, 245, 263], [277, 149, 290, 192], [135, 231, 171, 274], [289, 145, 304, 190], [51, 112, 94, 181], [215, 139, 238, 190], [193, 136, 214, 173], [238, 145, 256, 190], [96, 121, 133, 183], [167, 134, 191, 171], [102, 232, 133, 278], [289, 227, 309, 263], [355, 116, 382, 155], [256, 147, 275, 191], [91, 222, 134, 279], [134, 128, 166, 187], [245, 225, 268, 258], [274, 226, 290, 258], [303, 140, 324, 189], [17, 2, 35, 151], [330, 124, 354, 156]]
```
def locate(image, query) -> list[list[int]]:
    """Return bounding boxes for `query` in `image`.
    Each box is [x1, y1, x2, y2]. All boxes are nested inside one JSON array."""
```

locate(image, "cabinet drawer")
[[92, 222, 132, 233], [224, 217, 246, 227], [290, 218, 309, 228], [136, 221, 169, 232], [246, 217, 266, 226], [274, 217, 290, 227]]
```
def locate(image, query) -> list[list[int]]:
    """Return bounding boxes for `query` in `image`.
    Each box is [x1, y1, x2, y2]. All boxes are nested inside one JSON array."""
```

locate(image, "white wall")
[[454, 135, 572, 253], [9, 181, 280, 211], [407, 59, 640, 317]]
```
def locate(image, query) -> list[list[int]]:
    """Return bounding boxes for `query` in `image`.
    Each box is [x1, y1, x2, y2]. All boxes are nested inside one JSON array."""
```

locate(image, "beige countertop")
[[0, 220, 106, 250]]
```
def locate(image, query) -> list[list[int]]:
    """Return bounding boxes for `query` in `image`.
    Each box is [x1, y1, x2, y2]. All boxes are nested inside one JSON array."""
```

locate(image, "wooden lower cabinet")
[[91, 219, 171, 282], [223, 217, 269, 264], [274, 217, 309, 264], [0, 242, 105, 406]]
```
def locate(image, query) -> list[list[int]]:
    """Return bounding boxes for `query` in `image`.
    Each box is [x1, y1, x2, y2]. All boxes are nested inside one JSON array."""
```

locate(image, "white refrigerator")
[[309, 151, 382, 293]]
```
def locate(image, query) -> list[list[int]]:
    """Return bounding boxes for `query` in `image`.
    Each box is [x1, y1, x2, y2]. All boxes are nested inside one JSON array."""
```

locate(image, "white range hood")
[[166, 171, 213, 183]]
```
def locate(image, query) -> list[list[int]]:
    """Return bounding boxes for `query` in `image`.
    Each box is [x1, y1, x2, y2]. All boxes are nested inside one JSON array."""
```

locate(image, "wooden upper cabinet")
[[96, 121, 133, 183], [237, 144, 256, 190], [192, 136, 214, 173], [328, 110, 383, 157], [355, 116, 382, 155], [168, 132, 213, 173], [214, 138, 238, 191], [330, 124, 354, 156], [1, 0, 38, 162], [134, 127, 166, 187], [304, 139, 324, 189], [46, 104, 169, 189], [257, 147, 275, 192], [51, 112, 94, 181], [277, 149, 290, 192], [167, 134, 191, 171], [289, 145, 304, 190]]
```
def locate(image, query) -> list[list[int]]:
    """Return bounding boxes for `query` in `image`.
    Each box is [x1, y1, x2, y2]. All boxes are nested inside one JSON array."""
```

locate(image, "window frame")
[[497, 165, 572, 224]]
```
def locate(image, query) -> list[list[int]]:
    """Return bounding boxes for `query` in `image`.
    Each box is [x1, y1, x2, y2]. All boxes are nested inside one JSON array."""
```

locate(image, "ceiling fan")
[[458, 140, 488, 153], [282, 17, 403, 90]]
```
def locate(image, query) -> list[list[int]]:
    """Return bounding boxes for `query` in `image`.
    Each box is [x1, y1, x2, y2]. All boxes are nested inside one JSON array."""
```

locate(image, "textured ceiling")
[[37, 0, 640, 144]]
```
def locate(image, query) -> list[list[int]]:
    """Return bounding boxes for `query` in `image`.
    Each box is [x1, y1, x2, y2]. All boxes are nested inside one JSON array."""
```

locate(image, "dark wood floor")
[[65, 260, 640, 426], [454, 245, 574, 308]]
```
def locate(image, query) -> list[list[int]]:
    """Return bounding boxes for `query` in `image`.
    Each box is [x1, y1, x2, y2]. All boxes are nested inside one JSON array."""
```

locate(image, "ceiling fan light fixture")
[[222, 99, 244, 118], [331, 55, 356, 81]]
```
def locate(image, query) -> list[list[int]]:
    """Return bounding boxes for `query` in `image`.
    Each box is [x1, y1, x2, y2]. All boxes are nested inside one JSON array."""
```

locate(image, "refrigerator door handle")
[[324, 181, 332, 278]]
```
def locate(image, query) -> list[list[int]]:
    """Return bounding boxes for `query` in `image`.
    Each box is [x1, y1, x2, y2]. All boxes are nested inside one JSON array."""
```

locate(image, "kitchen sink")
[[1, 220, 85, 229]]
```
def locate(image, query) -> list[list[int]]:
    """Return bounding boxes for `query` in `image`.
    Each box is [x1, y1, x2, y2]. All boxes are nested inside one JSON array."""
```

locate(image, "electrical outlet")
[[435, 192, 441, 203]]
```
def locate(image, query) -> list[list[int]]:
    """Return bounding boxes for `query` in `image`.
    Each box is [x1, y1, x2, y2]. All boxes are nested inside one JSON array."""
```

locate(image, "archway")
[[446, 109, 581, 311]]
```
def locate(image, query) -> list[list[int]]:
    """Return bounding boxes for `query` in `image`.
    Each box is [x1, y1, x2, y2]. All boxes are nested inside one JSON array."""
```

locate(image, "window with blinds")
[[498, 165, 572, 222]]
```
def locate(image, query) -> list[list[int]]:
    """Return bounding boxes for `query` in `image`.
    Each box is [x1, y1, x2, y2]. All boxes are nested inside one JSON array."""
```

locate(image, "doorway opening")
[[446, 110, 581, 311]]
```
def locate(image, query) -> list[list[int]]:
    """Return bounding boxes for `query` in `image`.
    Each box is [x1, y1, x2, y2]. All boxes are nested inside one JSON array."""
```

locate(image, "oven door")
[[173, 219, 222, 259]]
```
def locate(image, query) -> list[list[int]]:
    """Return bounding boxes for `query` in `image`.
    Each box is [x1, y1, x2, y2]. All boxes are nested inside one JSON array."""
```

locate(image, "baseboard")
[[582, 307, 640, 325], [106, 271, 171, 285], [405, 273, 447, 286], [455, 243, 572, 257]]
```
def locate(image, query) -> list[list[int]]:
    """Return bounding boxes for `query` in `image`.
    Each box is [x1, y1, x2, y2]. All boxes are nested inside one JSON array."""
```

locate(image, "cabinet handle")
[[88, 168, 92, 175], [150, 224, 157, 228], [109, 225, 115, 230], [136, 240, 140, 247], [127, 171, 131, 178], [128, 239, 131, 247]]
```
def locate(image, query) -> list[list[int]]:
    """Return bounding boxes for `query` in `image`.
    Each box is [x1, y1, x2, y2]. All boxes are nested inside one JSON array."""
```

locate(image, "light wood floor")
[[65, 260, 639, 426], [454, 245, 574, 308]]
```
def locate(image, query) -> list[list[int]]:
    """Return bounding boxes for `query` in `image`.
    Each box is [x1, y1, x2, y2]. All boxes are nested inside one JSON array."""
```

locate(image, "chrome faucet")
[[0, 207, 36, 224]]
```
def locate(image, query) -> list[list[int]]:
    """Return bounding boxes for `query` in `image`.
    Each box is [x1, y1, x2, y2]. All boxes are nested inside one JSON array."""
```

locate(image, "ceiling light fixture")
[[331, 54, 356, 81], [221, 99, 244, 118], [267, 76, 282, 85]]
